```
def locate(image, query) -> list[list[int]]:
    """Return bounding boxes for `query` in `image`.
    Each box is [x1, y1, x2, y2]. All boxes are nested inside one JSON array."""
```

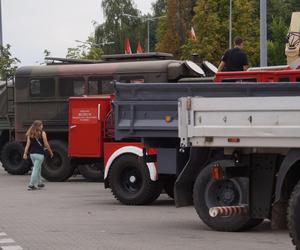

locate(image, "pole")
[[229, 0, 232, 49], [260, 0, 267, 67], [0, 0, 3, 47], [147, 19, 150, 52]]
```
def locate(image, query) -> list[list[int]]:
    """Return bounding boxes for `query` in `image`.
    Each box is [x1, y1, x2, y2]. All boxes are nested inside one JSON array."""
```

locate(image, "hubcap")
[[120, 167, 142, 194], [205, 179, 242, 208], [129, 175, 136, 183]]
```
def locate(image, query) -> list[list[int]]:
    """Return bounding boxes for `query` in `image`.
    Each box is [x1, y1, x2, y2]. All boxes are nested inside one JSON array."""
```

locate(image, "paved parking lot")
[[0, 165, 294, 250]]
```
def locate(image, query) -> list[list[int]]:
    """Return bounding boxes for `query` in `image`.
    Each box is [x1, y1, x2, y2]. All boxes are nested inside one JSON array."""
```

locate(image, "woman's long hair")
[[25, 120, 43, 139]]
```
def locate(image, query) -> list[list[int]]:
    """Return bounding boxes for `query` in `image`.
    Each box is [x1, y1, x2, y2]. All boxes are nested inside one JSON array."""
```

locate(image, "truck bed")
[[114, 82, 300, 141], [179, 95, 300, 148]]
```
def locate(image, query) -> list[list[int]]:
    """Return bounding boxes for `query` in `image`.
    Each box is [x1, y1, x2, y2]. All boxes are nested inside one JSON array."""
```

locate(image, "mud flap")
[[174, 148, 210, 207]]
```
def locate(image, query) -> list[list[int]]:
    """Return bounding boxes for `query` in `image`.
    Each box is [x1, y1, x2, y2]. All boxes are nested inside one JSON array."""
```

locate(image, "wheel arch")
[[104, 146, 158, 188], [275, 149, 300, 203]]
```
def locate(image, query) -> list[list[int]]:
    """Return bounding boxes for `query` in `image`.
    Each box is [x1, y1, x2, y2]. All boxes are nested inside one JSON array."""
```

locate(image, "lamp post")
[[229, 0, 232, 49], [260, 0, 267, 67], [123, 13, 166, 52], [0, 0, 3, 46]]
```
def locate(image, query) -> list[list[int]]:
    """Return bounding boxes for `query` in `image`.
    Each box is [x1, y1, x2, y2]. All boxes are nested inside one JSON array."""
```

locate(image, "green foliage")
[[181, 0, 259, 66], [267, 17, 288, 65], [95, 0, 144, 54], [150, 0, 166, 51], [66, 36, 103, 60], [156, 0, 194, 58], [0, 44, 20, 80]]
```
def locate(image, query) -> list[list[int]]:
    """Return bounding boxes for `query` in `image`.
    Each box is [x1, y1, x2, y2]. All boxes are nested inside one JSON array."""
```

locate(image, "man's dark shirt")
[[221, 47, 248, 71]]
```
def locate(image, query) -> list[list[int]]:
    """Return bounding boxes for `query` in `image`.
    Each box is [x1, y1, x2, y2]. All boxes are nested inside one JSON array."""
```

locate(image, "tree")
[[181, 0, 259, 66], [95, 0, 144, 54], [267, 17, 288, 65], [0, 44, 20, 80], [66, 36, 103, 60], [156, 0, 194, 58], [149, 0, 167, 51]]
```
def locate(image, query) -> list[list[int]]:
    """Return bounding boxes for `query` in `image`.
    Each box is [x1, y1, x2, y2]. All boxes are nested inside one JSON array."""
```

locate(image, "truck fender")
[[104, 146, 158, 182], [275, 149, 300, 202]]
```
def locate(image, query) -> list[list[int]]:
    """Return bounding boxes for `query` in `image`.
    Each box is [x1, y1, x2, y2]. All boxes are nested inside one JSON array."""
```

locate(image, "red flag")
[[124, 38, 132, 54], [136, 40, 143, 54], [190, 27, 197, 40]]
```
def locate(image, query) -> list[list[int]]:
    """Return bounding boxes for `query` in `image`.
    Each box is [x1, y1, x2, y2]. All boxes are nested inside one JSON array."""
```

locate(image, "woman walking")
[[23, 120, 53, 190]]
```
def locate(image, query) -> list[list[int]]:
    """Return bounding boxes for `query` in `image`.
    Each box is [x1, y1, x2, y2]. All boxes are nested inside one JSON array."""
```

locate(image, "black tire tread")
[[108, 154, 162, 205], [193, 162, 260, 232], [78, 163, 104, 182], [42, 140, 74, 182], [288, 180, 300, 250], [1, 142, 31, 175]]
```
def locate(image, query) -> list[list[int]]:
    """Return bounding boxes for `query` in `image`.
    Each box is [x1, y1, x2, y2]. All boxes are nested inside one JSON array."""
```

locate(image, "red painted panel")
[[68, 96, 111, 158]]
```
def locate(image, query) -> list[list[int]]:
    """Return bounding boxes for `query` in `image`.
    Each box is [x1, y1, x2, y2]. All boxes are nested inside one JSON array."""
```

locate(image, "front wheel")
[[288, 180, 300, 249], [108, 154, 162, 205], [193, 162, 262, 232]]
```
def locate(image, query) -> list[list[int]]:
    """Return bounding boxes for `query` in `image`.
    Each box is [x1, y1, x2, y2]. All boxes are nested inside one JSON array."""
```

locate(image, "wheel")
[[193, 162, 261, 232], [288, 180, 300, 250], [41, 140, 74, 182], [1, 141, 31, 175], [78, 162, 104, 182], [163, 177, 176, 199], [108, 154, 162, 205]]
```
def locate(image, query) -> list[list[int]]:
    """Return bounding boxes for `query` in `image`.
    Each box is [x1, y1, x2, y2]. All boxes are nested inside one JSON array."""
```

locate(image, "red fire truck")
[[68, 96, 162, 205]]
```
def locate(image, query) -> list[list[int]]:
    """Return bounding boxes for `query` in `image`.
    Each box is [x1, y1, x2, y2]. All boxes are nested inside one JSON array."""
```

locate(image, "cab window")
[[30, 78, 55, 97], [88, 77, 114, 95], [296, 77, 300, 82], [59, 77, 85, 97]]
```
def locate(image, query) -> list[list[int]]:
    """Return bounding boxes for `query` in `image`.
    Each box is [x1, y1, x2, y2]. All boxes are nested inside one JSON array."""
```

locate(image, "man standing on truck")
[[217, 37, 249, 72]]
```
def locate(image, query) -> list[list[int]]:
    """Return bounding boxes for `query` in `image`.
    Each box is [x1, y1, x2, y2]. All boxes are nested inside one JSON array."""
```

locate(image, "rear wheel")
[[42, 140, 74, 182], [193, 162, 262, 232], [1, 141, 31, 175], [288, 180, 300, 250], [78, 162, 104, 182], [108, 154, 162, 205]]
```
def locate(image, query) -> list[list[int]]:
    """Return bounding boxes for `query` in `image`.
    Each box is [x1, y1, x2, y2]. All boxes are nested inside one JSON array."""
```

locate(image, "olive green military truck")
[[0, 53, 214, 182]]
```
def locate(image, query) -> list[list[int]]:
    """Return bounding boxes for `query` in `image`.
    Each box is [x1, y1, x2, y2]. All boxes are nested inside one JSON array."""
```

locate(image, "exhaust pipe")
[[209, 205, 248, 218]]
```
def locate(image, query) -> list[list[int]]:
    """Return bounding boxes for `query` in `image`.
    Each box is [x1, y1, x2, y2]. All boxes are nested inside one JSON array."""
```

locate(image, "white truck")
[[178, 94, 300, 246]]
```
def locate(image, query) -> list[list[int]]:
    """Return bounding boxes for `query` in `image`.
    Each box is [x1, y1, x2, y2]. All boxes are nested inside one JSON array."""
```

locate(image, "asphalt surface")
[[0, 165, 295, 250]]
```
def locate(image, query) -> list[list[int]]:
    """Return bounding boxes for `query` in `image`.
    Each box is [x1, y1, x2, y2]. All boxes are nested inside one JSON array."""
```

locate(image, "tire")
[[288, 180, 300, 250], [164, 177, 176, 199], [193, 162, 261, 232], [41, 140, 74, 182], [78, 162, 104, 182], [1, 141, 31, 175], [108, 154, 162, 205]]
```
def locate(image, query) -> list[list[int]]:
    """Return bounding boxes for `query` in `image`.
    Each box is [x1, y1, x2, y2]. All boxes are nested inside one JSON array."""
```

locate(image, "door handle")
[[70, 125, 77, 129], [98, 104, 101, 121]]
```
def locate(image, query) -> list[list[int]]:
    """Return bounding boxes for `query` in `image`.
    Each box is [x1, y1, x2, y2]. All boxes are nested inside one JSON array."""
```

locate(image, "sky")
[[2, 0, 154, 65]]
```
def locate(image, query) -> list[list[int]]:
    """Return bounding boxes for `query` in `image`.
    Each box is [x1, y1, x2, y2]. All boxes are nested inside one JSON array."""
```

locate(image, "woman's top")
[[29, 136, 45, 155]]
